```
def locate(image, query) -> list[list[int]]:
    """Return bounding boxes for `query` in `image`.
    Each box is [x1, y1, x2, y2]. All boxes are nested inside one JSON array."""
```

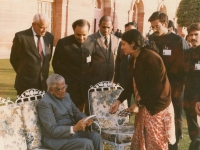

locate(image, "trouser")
[[184, 99, 200, 150], [127, 93, 133, 107], [67, 84, 89, 115], [168, 93, 183, 150], [16, 79, 43, 96], [60, 131, 103, 150]]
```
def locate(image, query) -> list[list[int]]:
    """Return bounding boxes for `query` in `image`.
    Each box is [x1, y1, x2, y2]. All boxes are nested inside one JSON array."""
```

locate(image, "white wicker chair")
[[0, 97, 28, 150], [15, 89, 50, 150], [88, 81, 134, 150]]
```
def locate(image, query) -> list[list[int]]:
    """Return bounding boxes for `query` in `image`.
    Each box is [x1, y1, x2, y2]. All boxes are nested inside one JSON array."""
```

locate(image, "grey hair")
[[33, 13, 49, 23], [46, 74, 65, 91]]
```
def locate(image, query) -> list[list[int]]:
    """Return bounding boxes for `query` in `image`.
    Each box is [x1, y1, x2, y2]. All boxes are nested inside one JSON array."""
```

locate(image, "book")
[[83, 114, 96, 122]]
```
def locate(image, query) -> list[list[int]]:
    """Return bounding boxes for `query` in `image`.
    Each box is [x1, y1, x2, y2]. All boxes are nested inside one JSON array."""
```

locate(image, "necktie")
[[36, 35, 44, 65], [104, 36, 108, 48]]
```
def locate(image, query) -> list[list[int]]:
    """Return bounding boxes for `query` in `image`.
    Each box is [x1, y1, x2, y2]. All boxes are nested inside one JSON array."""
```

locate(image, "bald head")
[[32, 13, 49, 36], [98, 15, 113, 37], [99, 16, 112, 25], [33, 13, 49, 24]]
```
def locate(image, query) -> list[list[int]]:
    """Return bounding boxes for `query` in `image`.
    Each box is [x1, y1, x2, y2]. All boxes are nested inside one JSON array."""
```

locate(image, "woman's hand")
[[110, 100, 121, 114], [126, 103, 139, 114]]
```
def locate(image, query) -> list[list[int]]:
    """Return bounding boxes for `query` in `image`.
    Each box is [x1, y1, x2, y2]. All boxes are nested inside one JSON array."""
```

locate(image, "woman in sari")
[[121, 29, 176, 150]]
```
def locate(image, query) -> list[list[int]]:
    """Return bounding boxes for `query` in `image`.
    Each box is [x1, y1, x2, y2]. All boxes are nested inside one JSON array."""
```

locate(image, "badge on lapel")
[[195, 63, 200, 70], [86, 55, 91, 63]]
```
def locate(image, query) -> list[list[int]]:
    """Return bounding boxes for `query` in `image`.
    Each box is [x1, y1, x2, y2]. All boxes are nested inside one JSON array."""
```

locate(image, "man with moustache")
[[52, 19, 92, 113], [148, 11, 189, 150], [87, 16, 119, 86], [185, 23, 200, 150]]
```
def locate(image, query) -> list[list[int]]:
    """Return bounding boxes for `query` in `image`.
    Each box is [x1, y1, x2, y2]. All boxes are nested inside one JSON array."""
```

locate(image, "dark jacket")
[[114, 42, 133, 101], [119, 49, 171, 115], [184, 46, 200, 101], [52, 35, 92, 105], [87, 31, 119, 86], [149, 32, 189, 99], [10, 28, 54, 93]]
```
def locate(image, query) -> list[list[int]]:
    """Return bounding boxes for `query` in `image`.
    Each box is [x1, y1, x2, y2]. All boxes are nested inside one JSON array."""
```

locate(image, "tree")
[[176, 0, 200, 27]]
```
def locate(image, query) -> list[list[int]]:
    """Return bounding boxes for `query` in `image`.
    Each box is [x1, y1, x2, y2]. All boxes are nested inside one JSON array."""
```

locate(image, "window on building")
[[37, 0, 53, 33]]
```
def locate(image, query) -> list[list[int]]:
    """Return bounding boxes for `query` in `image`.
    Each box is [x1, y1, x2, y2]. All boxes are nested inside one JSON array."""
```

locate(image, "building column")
[[53, 0, 68, 44]]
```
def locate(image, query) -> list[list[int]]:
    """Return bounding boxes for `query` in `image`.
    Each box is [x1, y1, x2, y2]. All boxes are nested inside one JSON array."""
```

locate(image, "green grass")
[[0, 59, 54, 100], [0, 59, 17, 100], [0, 59, 190, 149]]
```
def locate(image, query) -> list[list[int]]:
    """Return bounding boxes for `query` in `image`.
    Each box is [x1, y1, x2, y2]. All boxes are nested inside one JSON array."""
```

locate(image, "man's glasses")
[[150, 23, 164, 30], [150, 25, 160, 30], [53, 85, 68, 92]]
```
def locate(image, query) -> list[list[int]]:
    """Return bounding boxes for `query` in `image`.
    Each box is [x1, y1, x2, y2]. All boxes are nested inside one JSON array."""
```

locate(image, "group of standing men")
[[10, 14, 119, 113], [52, 16, 119, 114], [10, 11, 200, 150], [148, 12, 200, 150]]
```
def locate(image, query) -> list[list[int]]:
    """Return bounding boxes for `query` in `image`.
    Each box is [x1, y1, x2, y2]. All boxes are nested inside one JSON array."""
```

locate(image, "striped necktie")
[[36, 35, 44, 65], [104, 36, 108, 48]]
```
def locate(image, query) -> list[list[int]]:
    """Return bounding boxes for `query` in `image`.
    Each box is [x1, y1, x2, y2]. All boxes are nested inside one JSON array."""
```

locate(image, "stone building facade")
[[0, 0, 182, 56]]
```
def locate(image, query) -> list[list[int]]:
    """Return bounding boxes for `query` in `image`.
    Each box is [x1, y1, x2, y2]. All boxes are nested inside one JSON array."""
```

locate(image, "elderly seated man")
[[38, 74, 103, 150]]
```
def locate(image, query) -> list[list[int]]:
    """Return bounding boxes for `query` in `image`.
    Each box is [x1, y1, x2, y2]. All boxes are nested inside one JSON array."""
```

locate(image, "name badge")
[[195, 64, 200, 70], [86, 55, 91, 63], [163, 49, 171, 56]]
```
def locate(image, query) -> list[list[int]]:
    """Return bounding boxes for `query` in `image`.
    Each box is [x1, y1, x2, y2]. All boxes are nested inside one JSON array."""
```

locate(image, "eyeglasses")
[[150, 23, 163, 30], [53, 85, 68, 92], [150, 25, 160, 30]]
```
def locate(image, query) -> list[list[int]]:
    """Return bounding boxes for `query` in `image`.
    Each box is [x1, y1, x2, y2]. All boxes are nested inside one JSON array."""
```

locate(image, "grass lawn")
[[0, 59, 190, 149]]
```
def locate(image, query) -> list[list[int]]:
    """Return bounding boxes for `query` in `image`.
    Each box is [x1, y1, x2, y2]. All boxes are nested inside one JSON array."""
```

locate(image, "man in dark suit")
[[113, 22, 138, 109], [185, 23, 200, 150], [87, 16, 119, 86], [52, 19, 92, 112], [148, 11, 189, 150], [38, 74, 103, 150], [10, 13, 54, 95]]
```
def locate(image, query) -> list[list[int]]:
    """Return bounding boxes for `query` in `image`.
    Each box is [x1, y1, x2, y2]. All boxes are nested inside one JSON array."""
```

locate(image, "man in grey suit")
[[38, 74, 103, 150], [10, 13, 54, 95], [88, 15, 119, 86]]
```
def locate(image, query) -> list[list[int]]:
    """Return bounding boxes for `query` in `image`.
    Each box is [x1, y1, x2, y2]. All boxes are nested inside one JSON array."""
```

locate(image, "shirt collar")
[[99, 30, 110, 40], [99, 30, 104, 38], [32, 27, 37, 36]]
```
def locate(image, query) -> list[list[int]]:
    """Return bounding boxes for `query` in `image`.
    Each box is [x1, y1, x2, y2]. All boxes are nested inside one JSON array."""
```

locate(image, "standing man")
[[124, 21, 138, 31], [148, 11, 189, 150], [88, 15, 119, 86], [114, 29, 120, 38], [52, 19, 92, 113], [113, 21, 138, 107], [168, 20, 177, 34], [10, 13, 54, 95], [185, 23, 200, 150]]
